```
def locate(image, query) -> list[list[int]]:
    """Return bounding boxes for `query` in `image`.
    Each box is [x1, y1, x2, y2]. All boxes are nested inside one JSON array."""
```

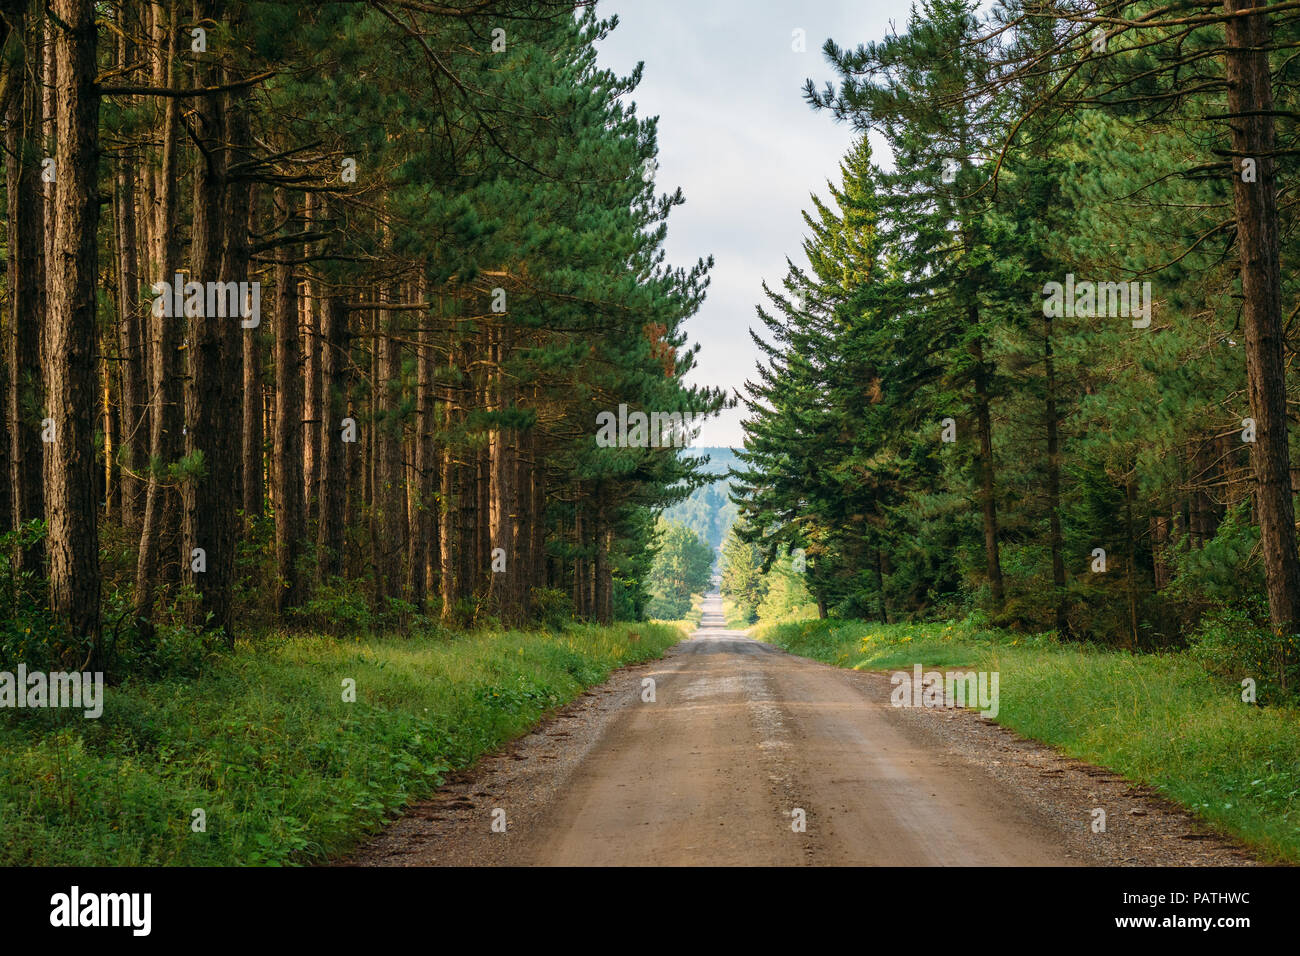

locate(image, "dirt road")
[[348, 595, 1255, 866]]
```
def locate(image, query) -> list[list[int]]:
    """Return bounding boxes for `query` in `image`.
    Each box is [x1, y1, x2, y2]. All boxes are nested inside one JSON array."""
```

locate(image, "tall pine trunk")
[[273, 205, 305, 612], [971, 336, 1004, 609], [6, 0, 45, 574], [408, 290, 434, 611], [134, 4, 184, 629], [45, 0, 101, 659], [302, 193, 322, 528], [183, 7, 242, 641], [1225, 0, 1300, 633], [317, 294, 349, 581], [230, 102, 260, 524], [593, 489, 611, 625], [113, 8, 147, 532], [1044, 311, 1067, 632], [376, 287, 408, 602]]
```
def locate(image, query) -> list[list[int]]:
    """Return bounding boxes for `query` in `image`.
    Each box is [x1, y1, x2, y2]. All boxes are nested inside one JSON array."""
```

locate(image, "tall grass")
[[0, 622, 681, 866]]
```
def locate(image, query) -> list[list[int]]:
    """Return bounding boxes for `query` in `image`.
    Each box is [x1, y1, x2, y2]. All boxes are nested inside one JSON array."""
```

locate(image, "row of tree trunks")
[[0, 0, 679, 666]]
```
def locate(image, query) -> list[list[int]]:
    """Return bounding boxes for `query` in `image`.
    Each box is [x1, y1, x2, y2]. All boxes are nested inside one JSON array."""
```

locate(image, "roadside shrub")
[[531, 587, 574, 630], [1187, 601, 1300, 703], [0, 522, 58, 669], [293, 580, 375, 635]]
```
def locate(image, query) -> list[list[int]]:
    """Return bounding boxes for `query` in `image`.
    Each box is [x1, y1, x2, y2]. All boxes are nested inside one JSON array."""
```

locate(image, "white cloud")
[[595, 0, 911, 447]]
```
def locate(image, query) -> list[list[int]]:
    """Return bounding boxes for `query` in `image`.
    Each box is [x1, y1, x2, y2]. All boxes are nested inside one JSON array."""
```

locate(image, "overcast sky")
[[593, 0, 914, 448]]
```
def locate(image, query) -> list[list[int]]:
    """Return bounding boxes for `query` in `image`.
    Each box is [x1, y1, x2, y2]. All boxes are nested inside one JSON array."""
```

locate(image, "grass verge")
[[0, 621, 682, 865], [758, 616, 1300, 864]]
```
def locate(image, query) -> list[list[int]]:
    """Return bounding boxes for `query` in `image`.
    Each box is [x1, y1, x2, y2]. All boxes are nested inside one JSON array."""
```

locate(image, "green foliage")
[[1188, 605, 1300, 703], [720, 524, 767, 625], [1165, 503, 1262, 612], [755, 560, 815, 624], [0, 522, 55, 669], [291, 581, 377, 636], [530, 587, 575, 632], [645, 520, 713, 619], [733, 0, 1294, 657]]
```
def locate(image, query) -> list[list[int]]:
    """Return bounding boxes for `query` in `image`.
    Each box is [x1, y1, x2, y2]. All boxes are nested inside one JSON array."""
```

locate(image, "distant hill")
[[662, 447, 740, 553], [682, 446, 738, 477]]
